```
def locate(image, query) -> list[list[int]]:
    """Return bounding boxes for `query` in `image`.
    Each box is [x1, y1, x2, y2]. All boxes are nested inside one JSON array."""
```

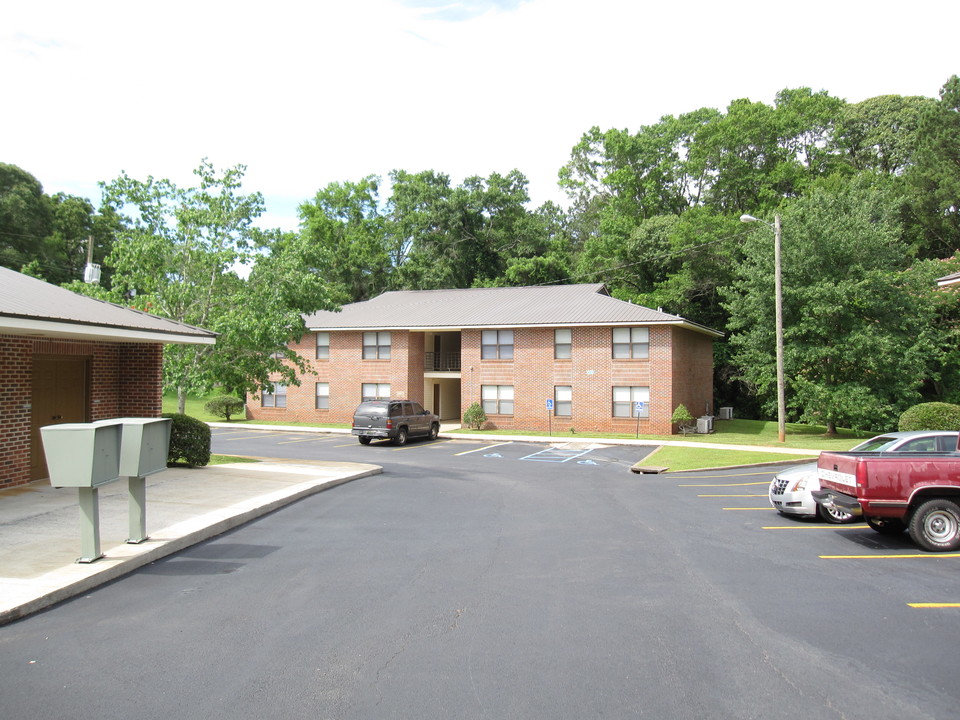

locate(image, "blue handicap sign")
[[546, 398, 554, 410]]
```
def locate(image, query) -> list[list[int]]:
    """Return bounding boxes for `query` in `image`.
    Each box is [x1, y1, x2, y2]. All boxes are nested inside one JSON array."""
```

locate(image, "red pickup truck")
[[813, 439, 960, 552]]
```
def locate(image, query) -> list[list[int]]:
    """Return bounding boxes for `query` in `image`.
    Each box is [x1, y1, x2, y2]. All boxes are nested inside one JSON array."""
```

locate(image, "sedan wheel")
[[817, 502, 855, 524]]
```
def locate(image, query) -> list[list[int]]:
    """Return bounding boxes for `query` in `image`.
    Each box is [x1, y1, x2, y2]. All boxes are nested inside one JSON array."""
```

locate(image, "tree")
[[388, 168, 542, 289], [906, 75, 960, 258], [299, 176, 390, 303], [833, 94, 935, 175], [0, 163, 52, 272], [96, 159, 336, 412], [723, 175, 923, 433]]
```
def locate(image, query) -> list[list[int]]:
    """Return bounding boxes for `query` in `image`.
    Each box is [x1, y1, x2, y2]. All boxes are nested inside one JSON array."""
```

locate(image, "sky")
[[2, 0, 956, 232]]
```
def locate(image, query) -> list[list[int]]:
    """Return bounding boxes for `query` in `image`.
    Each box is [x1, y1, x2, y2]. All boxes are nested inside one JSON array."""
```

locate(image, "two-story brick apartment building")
[[247, 284, 720, 436]]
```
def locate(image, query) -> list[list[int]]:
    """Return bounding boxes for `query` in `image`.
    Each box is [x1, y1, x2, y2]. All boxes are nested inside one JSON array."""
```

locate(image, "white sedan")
[[769, 430, 960, 523]]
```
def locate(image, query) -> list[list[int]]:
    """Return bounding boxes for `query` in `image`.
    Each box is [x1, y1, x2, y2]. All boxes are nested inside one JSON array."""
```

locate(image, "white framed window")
[[555, 386, 572, 416], [554, 329, 572, 359], [481, 329, 514, 359], [612, 327, 649, 359], [481, 385, 514, 415], [362, 383, 391, 401], [316, 332, 330, 360], [363, 331, 391, 360], [612, 386, 649, 418], [262, 383, 287, 408], [315, 382, 329, 410]]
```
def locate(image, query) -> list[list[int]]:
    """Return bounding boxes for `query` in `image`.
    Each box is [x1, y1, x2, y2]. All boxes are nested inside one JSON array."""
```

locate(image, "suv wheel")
[[358, 436, 371, 445], [393, 428, 408, 446], [429, 423, 439, 440]]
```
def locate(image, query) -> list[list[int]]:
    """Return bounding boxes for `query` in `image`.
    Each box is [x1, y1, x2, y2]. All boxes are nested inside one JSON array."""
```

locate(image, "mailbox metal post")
[[128, 476, 147, 544], [78, 487, 103, 563]]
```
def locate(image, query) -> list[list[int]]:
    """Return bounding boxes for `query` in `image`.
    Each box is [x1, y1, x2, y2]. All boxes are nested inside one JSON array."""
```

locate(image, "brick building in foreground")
[[0, 267, 216, 489], [247, 284, 720, 436]]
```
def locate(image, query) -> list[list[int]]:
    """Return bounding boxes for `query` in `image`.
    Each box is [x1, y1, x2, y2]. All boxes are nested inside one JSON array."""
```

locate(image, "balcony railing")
[[425, 352, 461, 371]]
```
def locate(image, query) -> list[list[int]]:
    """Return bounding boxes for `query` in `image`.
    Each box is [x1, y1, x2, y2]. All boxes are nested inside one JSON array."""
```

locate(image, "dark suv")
[[351, 400, 440, 446]]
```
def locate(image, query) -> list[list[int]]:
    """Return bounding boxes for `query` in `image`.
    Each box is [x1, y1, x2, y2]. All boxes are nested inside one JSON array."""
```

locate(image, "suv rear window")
[[355, 402, 388, 416]]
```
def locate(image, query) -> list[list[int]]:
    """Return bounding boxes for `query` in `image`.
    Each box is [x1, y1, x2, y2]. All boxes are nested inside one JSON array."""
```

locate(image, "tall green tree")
[[906, 75, 960, 258], [299, 176, 390, 303], [96, 159, 335, 411], [0, 163, 52, 272], [723, 175, 922, 433]]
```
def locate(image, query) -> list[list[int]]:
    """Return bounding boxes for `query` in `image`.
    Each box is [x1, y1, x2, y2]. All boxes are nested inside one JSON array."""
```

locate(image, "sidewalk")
[[0, 459, 381, 625]]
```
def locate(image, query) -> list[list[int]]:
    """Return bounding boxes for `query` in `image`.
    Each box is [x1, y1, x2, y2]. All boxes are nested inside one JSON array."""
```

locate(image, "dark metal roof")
[[0, 266, 217, 343], [305, 284, 722, 336]]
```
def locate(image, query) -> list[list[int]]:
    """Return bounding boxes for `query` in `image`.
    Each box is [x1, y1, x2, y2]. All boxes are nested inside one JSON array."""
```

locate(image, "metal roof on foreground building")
[[305, 283, 722, 336], [0, 266, 217, 344]]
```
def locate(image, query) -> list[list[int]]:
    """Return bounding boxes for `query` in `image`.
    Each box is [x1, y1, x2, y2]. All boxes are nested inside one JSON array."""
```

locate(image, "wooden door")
[[31, 356, 89, 480]]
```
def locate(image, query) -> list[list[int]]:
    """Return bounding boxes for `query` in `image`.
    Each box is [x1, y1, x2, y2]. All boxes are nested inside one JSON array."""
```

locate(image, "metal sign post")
[[634, 401, 645, 438]]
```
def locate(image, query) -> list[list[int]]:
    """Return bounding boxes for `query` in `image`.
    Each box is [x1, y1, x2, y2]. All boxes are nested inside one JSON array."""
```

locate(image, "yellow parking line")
[[278, 436, 325, 444], [908, 603, 960, 608], [218, 432, 293, 441], [820, 553, 960, 559], [676, 470, 780, 478], [763, 525, 866, 530], [699, 494, 767, 497], [455, 442, 514, 457], [680, 481, 771, 487]]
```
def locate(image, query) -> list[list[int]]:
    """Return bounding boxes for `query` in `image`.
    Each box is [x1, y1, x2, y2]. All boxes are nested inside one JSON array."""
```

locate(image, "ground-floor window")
[[612, 386, 649, 418], [362, 383, 391, 401], [263, 383, 287, 408], [554, 385, 572, 416], [315, 382, 329, 410], [482, 385, 514, 415]]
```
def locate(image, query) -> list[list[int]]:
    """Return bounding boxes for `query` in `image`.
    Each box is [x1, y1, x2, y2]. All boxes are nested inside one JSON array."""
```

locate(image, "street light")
[[740, 213, 786, 443]]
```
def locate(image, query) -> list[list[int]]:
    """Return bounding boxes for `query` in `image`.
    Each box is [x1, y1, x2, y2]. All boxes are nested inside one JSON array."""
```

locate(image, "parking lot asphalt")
[[0, 423, 820, 626]]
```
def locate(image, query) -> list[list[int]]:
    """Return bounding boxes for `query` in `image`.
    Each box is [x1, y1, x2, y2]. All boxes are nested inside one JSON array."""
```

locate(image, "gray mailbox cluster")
[[40, 418, 171, 563]]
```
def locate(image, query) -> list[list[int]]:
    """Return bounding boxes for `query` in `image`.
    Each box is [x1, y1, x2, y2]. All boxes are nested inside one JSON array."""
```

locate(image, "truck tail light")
[[386, 419, 393, 430], [856, 459, 867, 488]]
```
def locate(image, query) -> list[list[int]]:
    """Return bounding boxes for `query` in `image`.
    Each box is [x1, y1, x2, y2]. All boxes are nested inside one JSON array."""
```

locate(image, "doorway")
[[30, 355, 90, 480]]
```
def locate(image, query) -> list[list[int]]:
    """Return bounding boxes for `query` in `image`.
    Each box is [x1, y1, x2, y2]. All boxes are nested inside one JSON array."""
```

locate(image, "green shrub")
[[162, 413, 211, 467], [204, 395, 246, 422], [463, 402, 488, 430], [898, 402, 960, 432], [671, 404, 695, 426]]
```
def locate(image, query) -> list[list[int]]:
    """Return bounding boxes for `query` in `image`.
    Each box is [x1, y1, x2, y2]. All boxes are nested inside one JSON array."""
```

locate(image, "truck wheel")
[[817, 502, 855, 524], [393, 428, 408, 446], [429, 423, 439, 440], [358, 436, 371, 445], [909, 499, 960, 552], [865, 516, 906, 535]]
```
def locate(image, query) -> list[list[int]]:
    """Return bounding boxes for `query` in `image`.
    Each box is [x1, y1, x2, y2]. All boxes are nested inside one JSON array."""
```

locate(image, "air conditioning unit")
[[697, 416, 714, 434], [719, 407, 734, 420]]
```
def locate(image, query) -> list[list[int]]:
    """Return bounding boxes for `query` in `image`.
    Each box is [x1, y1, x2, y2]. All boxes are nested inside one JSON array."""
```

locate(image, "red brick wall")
[[247, 330, 426, 423], [0, 335, 164, 490], [250, 325, 715, 436]]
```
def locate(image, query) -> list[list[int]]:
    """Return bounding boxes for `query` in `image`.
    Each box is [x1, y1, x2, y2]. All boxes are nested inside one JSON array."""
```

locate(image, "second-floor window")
[[481, 330, 514, 359], [554, 329, 572, 359], [316, 332, 329, 360], [363, 331, 391, 360], [612, 327, 649, 359]]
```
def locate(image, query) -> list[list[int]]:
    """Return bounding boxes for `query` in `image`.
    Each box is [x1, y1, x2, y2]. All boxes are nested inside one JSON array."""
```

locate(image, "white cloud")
[[1, 0, 955, 231]]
